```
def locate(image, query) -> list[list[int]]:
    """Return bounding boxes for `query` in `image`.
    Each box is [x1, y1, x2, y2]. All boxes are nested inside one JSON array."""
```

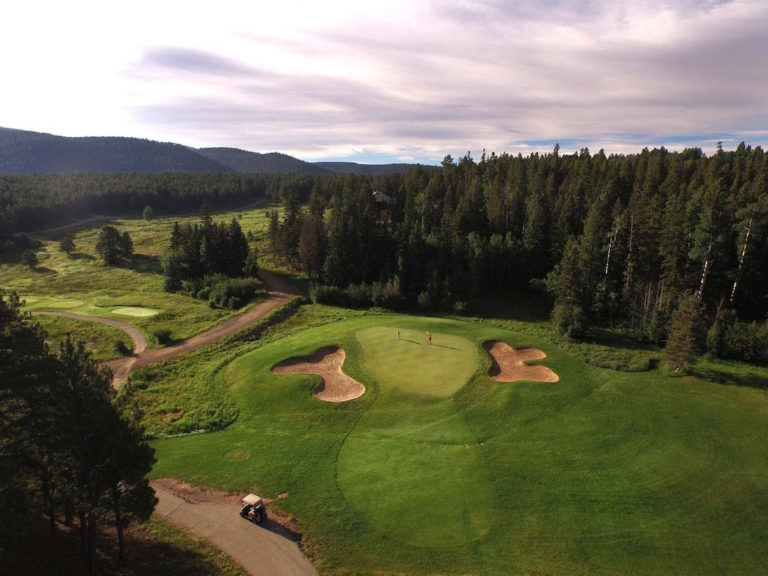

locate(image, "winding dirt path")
[[31, 310, 149, 354], [34, 270, 300, 388]]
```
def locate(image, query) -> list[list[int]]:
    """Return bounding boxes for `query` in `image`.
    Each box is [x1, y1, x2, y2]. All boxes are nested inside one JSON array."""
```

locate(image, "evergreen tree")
[[59, 235, 76, 255], [664, 293, 706, 371]]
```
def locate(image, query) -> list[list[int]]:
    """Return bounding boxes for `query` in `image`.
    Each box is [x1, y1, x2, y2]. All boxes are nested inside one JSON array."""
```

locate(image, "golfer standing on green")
[[427, 331, 432, 345]]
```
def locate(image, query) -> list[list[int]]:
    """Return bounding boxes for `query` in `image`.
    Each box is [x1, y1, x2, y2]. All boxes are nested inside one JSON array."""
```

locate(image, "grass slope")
[[1, 207, 275, 346], [147, 311, 768, 575]]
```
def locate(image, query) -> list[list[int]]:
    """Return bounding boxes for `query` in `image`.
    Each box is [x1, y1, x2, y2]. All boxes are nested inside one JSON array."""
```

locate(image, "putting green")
[[335, 326, 493, 546], [111, 306, 160, 317], [356, 326, 479, 397]]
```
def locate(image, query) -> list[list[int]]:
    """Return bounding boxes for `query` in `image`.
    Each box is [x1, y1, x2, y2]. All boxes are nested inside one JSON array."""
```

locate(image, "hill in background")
[[0, 127, 231, 173], [0, 127, 422, 175]]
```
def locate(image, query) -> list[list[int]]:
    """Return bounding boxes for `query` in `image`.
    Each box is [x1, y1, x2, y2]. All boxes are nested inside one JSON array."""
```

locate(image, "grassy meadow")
[[1, 205, 275, 346], [146, 310, 768, 575]]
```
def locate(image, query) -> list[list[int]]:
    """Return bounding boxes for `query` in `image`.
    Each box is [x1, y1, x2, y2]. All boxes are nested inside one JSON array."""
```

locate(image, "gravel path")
[[152, 483, 317, 576], [34, 269, 299, 388], [31, 310, 149, 355]]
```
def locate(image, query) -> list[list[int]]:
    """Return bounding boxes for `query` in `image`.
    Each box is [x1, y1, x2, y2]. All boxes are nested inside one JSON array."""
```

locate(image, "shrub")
[[551, 302, 586, 338], [345, 283, 372, 308], [20, 249, 38, 268], [207, 276, 263, 309], [113, 339, 132, 356], [309, 284, 347, 306], [153, 329, 172, 345]]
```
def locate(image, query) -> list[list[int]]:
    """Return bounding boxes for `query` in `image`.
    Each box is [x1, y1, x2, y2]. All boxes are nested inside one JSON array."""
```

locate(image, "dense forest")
[[3, 143, 767, 362], [267, 144, 768, 362]]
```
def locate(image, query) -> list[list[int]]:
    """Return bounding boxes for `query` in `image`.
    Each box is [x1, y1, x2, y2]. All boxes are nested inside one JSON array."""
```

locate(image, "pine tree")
[[664, 293, 706, 372]]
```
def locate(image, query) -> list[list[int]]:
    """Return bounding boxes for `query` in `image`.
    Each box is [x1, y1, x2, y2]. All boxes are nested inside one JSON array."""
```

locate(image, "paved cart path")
[[152, 482, 317, 576]]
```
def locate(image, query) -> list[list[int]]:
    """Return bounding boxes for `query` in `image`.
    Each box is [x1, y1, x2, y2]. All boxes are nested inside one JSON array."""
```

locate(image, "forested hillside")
[[198, 147, 320, 173], [314, 161, 414, 175], [0, 127, 231, 174], [0, 127, 423, 176]]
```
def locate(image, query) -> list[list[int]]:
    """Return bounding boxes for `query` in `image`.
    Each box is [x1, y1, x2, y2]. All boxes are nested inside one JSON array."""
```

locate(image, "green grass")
[[356, 326, 479, 396], [145, 310, 768, 575], [1, 206, 276, 345], [35, 314, 132, 361]]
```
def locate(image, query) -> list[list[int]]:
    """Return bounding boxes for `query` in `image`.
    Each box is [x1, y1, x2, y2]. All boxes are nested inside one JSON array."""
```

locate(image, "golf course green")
[[148, 313, 768, 575]]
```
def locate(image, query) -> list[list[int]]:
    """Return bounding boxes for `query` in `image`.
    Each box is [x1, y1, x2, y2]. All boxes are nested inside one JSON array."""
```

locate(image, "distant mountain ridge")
[[0, 127, 420, 175]]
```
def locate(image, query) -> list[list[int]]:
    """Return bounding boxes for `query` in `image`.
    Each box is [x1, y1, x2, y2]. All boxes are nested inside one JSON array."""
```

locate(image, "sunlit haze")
[[2, 0, 766, 163]]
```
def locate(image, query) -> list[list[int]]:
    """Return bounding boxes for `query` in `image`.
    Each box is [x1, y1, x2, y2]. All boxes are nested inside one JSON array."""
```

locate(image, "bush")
[[207, 277, 263, 309], [20, 249, 38, 268], [345, 283, 372, 308], [551, 302, 586, 338], [309, 284, 347, 306], [153, 329, 172, 345], [113, 340, 132, 356], [417, 290, 432, 311]]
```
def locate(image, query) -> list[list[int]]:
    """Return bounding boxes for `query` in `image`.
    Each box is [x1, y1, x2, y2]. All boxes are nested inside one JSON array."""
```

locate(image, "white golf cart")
[[240, 493, 267, 524]]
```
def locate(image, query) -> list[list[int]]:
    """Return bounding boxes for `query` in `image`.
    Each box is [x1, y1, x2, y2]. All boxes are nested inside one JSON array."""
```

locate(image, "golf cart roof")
[[242, 493, 263, 506]]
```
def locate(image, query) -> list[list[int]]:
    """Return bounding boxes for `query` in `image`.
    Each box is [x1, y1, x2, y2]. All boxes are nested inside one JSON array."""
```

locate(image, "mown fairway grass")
[[148, 310, 768, 575]]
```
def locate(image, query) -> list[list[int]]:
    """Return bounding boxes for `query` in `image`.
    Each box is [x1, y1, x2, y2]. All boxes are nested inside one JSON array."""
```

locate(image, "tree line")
[[0, 292, 156, 574], [267, 145, 768, 365], [0, 172, 321, 233], [163, 205, 261, 309]]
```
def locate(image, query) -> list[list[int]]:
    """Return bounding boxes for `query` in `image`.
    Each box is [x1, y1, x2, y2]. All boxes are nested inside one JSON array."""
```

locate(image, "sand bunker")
[[271, 346, 366, 402], [483, 341, 559, 383]]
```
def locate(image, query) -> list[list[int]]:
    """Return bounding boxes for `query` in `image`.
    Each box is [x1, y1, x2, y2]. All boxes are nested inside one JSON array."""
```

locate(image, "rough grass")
[[145, 310, 768, 575], [1, 207, 275, 344], [35, 314, 132, 361]]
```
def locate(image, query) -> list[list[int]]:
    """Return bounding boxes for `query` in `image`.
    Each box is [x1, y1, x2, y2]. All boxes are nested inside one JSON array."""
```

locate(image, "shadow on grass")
[[690, 365, 768, 390], [580, 326, 659, 352], [124, 254, 162, 275], [431, 343, 460, 350], [70, 251, 95, 261], [31, 266, 56, 275], [470, 291, 552, 322]]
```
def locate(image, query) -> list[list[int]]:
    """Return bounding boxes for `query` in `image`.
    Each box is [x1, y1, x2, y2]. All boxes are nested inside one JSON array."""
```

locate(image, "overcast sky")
[[2, 0, 766, 163]]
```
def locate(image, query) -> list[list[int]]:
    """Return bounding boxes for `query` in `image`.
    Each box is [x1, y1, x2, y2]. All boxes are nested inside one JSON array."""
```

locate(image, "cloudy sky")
[[1, 0, 766, 163]]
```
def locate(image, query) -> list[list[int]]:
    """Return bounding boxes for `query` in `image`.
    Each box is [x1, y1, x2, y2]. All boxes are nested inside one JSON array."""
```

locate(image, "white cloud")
[[0, 0, 765, 162]]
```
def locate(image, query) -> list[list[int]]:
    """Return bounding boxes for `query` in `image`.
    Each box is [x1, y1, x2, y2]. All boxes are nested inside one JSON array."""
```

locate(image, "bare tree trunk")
[[113, 485, 125, 561], [730, 216, 752, 304], [605, 229, 616, 277], [624, 211, 634, 299], [697, 241, 713, 301]]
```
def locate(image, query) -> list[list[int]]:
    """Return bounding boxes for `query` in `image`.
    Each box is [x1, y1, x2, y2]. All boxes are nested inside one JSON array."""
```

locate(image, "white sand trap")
[[112, 306, 160, 317], [271, 346, 366, 402], [483, 340, 560, 383]]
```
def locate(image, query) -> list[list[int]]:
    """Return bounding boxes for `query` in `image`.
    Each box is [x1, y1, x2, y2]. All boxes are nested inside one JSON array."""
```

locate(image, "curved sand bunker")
[[271, 346, 366, 402], [483, 341, 560, 383]]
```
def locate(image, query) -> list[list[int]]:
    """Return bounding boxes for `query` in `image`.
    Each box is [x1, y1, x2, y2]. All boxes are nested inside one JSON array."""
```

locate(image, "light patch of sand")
[[111, 306, 160, 317], [483, 340, 560, 383], [271, 346, 366, 402]]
